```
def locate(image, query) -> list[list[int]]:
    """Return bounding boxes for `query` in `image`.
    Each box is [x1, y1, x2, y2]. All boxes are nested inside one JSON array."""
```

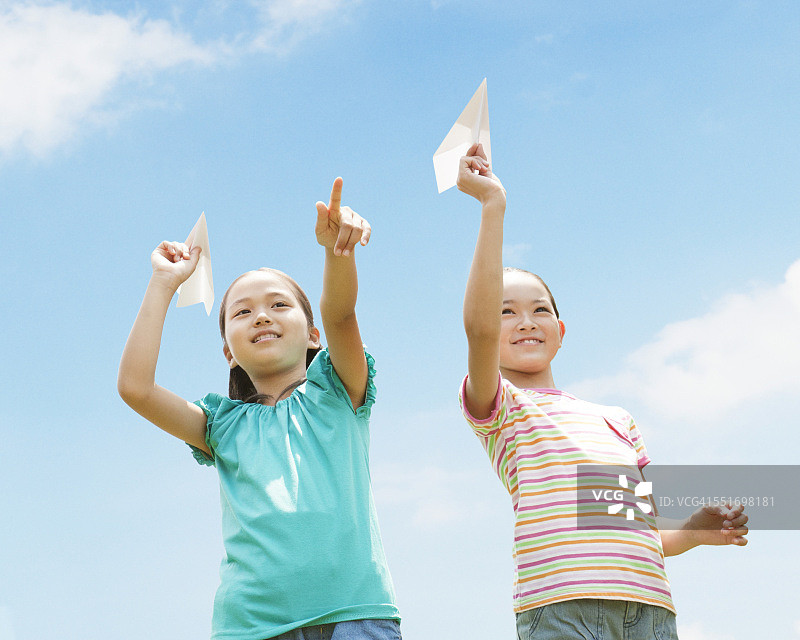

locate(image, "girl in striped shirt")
[[456, 143, 748, 640]]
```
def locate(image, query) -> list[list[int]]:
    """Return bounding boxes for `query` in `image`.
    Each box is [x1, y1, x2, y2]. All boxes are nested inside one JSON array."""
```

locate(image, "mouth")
[[514, 338, 543, 345], [253, 331, 280, 343]]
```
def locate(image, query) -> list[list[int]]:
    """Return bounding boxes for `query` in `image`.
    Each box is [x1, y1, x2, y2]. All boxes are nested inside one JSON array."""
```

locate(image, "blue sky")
[[2, 1, 799, 639]]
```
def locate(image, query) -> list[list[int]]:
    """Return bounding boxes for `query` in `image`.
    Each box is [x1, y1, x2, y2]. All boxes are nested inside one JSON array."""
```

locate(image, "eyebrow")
[[230, 291, 291, 308], [502, 298, 550, 305]]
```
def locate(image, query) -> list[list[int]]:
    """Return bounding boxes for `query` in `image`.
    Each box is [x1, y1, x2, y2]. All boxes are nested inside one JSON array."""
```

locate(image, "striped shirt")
[[459, 375, 675, 614]]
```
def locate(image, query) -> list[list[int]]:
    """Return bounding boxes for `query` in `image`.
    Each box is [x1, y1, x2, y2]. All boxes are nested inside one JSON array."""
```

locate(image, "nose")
[[254, 310, 272, 325], [518, 311, 537, 330]]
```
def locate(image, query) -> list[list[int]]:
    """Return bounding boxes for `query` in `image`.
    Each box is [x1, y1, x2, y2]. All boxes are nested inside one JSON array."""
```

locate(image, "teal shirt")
[[191, 350, 399, 640]]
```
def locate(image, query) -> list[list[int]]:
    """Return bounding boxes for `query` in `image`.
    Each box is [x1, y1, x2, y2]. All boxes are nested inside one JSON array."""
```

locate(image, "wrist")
[[324, 246, 357, 260], [681, 519, 702, 549], [481, 190, 506, 215], [482, 184, 506, 204], [149, 271, 182, 294]]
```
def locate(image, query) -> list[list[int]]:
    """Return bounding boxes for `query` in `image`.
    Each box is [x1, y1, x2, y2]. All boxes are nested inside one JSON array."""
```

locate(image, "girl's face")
[[499, 271, 565, 385], [222, 271, 320, 380]]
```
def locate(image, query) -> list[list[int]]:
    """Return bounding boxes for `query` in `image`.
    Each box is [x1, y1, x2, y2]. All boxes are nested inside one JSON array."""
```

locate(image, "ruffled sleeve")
[[187, 392, 224, 466], [305, 348, 377, 419], [459, 373, 507, 437]]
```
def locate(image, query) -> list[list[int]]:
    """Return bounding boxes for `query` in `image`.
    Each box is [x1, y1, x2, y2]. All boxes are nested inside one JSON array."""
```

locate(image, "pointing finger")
[[329, 177, 343, 214]]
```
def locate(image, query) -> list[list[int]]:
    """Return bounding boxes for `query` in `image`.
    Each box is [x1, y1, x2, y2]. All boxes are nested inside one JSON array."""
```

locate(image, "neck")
[[501, 366, 556, 390], [248, 362, 308, 405]]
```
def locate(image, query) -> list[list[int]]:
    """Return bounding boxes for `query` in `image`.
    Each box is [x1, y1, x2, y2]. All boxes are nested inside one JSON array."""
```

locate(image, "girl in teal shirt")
[[118, 179, 401, 640]]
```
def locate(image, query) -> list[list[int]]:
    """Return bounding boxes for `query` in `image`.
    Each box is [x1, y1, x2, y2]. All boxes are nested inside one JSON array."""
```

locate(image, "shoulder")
[[305, 348, 377, 416], [189, 393, 247, 467], [460, 374, 521, 434], [194, 392, 248, 426]]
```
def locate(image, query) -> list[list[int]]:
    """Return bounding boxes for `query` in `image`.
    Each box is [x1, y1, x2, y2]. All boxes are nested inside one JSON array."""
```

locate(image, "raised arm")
[[117, 242, 210, 454], [459, 143, 507, 419], [315, 178, 371, 410]]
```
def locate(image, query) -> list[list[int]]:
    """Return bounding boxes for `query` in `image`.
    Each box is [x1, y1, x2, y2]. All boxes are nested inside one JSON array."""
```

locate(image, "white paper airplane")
[[433, 78, 491, 193], [176, 212, 214, 315]]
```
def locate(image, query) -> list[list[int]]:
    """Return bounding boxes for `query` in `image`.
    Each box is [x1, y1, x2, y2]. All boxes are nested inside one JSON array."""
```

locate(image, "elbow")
[[321, 307, 357, 329], [117, 374, 149, 408], [116, 378, 137, 406], [464, 318, 500, 343]]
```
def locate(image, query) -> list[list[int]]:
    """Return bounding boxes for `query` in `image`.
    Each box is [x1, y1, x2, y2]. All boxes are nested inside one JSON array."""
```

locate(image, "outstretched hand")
[[457, 142, 506, 204], [151, 241, 201, 288], [686, 503, 749, 547], [315, 177, 372, 257]]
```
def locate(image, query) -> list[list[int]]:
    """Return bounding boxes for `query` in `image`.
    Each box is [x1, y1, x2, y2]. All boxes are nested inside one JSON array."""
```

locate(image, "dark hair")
[[218, 268, 321, 403], [503, 267, 560, 319]]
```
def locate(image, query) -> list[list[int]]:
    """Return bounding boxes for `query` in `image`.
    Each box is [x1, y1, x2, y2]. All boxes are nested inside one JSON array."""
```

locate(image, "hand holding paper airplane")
[[176, 212, 214, 315], [433, 78, 491, 193], [455, 142, 504, 203]]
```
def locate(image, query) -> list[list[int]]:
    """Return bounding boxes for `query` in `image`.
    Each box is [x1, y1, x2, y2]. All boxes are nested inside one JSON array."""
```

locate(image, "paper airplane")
[[433, 78, 491, 193], [176, 212, 214, 315]]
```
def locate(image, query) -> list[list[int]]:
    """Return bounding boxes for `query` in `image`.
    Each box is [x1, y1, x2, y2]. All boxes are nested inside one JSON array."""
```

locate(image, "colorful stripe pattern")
[[459, 376, 675, 614]]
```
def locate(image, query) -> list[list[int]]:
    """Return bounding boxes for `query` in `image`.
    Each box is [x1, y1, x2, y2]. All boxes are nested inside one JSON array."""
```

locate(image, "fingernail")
[[343, 250, 350, 256]]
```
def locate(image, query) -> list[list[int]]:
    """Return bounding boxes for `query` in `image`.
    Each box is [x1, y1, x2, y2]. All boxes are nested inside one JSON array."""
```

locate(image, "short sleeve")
[[458, 374, 508, 437], [626, 413, 651, 469], [305, 348, 377, 419], [187, 392, 224, 466]]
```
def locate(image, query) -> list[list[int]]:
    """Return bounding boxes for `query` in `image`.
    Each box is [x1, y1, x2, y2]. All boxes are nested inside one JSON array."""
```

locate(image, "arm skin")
[[117, 243, 211, 455], [315, 177, 372, 410], [658, 504, 749, 556], [460, 143, 508, 420]]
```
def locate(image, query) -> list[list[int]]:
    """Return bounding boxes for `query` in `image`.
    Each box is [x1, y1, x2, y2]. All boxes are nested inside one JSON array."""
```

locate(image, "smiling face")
[[498, 270, 566, 388], [221, 270, 320, 384]]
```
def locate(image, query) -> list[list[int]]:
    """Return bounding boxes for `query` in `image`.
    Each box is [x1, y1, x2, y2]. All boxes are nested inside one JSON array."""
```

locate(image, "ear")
[[223, 344, 238, 370], [557, 320, 566, 346], [307, 327, 321, 349]]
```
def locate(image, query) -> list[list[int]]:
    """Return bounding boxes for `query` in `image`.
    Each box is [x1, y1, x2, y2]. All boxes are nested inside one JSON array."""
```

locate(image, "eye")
[[501, 308, 514, 315], [273, 301, 289, 308], [535, 306, 550, 314], [233, 308, 250, 317]]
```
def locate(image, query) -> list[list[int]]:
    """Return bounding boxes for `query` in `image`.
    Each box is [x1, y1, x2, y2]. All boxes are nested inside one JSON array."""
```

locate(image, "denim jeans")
[[268, 619, 401, 640], [516, 599, 678, 640]]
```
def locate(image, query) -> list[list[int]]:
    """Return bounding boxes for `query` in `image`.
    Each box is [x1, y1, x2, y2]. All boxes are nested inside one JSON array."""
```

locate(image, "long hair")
[[503, 267, 559, 318], [219, 268, 321, 403]]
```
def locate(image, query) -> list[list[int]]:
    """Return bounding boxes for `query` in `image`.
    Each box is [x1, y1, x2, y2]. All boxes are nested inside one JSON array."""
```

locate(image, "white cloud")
[[795, 619, 800, 637], [0, 1, 368, 156], [0, 2, 214, 156], [677, 622, 736, 640], [571, 259, 800, 424], [248, 0, 361, 53]]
